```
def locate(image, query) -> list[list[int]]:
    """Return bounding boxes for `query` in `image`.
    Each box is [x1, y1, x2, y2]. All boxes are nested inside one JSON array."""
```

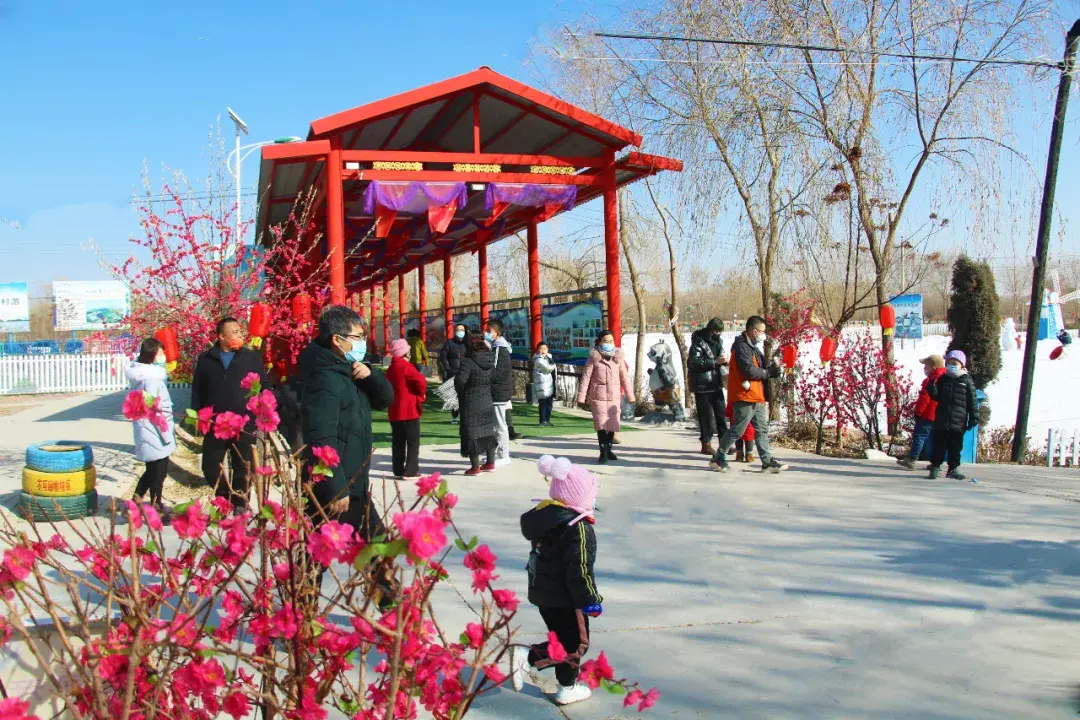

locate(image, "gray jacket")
[[125, 361, 176, 463]]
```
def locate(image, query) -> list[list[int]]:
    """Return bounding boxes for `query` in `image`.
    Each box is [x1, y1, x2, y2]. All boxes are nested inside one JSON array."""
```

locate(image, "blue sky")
[[0, 0, 1078, 298]]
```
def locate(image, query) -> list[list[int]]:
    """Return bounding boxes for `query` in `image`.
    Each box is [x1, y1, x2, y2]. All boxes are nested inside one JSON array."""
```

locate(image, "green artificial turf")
[[370, 396, 627, 449]]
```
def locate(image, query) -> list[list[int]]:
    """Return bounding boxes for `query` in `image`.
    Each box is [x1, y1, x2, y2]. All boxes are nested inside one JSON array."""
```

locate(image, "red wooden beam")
[[602, 150, 621, 345], [472, 91, 481, 153], [339, 150, 603, 167], [621, 152, 684, 172], [341, 169, 602, 186], [261, 140, 331, 162]]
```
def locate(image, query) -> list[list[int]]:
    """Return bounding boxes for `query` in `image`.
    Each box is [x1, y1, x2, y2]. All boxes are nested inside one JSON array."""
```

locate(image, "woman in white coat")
[[532, 341, 558, 426], [125, 337, 176, 512]]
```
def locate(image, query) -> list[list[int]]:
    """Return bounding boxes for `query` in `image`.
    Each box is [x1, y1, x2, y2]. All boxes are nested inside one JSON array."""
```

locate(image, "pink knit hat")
[[390, 338, 410, 358], [537, 455, 597, 525]]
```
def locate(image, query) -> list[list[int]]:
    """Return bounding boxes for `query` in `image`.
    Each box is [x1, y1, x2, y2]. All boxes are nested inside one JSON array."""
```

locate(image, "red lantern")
[[781, 344, 798, 369], [291, 293, 313, 325], [153, 327, 180, 372], [819, 336, 838, 365], [880, 304, 896, 337], [248, 302, 272, 349]]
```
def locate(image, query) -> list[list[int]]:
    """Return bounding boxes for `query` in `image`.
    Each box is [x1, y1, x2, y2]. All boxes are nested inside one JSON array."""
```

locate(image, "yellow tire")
[[22, 466, 97, 497]]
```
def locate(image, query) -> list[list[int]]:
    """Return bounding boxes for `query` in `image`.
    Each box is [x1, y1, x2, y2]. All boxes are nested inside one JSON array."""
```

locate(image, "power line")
[[594, 32, 1062, 70]]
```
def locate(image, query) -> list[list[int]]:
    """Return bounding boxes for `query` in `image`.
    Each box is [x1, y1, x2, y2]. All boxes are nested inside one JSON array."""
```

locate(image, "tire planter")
[[18, 490, 98, 523], [24, 442, 94, 473], [22, 466, 97, 497]]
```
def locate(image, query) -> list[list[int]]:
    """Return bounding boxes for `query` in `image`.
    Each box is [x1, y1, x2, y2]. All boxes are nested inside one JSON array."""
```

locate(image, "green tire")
[[18, 490, 98, 523]]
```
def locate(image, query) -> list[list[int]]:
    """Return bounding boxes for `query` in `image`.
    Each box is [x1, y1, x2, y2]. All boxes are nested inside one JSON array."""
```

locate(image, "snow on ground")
[[621, 330, 1080, 450]]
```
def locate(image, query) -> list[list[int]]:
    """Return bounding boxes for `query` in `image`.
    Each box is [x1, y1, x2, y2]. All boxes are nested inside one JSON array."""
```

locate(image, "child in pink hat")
[[509, 455, 602, 706]]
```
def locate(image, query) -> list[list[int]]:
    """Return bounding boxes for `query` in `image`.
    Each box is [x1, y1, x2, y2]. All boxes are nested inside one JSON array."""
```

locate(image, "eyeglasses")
[[338, 334, 366, 342]]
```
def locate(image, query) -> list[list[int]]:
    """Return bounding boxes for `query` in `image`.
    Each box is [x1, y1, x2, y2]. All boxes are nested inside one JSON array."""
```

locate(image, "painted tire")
[[24, 442, 94, 473], [22, 466, 97, 497], [18, 490, 98, 523]]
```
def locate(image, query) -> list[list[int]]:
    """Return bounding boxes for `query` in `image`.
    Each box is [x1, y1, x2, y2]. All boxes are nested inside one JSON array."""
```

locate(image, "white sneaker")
[[554, 683, 592, 706], [494, 457, 512, 468], [509, 646, 530, 692]]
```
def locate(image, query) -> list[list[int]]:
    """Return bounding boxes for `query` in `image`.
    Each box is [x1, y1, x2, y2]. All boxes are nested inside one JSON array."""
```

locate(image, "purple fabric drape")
[[483, 183, 577, 212], [362, 181, 468, 214]]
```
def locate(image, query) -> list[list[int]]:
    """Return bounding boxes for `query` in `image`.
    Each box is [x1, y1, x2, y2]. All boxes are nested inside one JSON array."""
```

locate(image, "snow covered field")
[[621, 330, 1079, 450]]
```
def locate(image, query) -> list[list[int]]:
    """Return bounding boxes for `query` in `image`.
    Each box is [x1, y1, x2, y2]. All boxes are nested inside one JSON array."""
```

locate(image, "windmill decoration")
[[1045, 270, 1079, 359]]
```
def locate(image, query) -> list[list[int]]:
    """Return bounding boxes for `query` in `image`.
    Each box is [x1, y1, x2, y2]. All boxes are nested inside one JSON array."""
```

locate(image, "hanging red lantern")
[[248, 302, 272, 349], [880, 304, 896, 337], [781, 344, 798, 369], [820, 336, 838, 365], [153, 327, 180, 372], [291, 293, 313, 325]]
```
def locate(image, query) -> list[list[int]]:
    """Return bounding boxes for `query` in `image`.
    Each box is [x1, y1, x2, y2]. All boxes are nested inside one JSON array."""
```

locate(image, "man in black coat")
[[926, 349, 978, 480], [439, 323, 467, 423], [191, 317, 269, 509], [297, 305, 394, 530], [688, 318, 729, 456]]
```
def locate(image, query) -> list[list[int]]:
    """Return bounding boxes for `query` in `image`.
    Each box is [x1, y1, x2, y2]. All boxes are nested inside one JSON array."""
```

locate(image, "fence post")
[[1047, 428, 1056, 468], [1072, 430, 1079, 468]]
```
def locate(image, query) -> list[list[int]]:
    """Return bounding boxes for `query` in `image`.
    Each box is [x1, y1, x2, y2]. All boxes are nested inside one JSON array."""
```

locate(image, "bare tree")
[[619, 189, 649, 399]]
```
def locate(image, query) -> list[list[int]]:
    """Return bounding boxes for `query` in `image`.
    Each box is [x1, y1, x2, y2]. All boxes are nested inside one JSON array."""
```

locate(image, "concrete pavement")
[[0, 392, 1079, 718]]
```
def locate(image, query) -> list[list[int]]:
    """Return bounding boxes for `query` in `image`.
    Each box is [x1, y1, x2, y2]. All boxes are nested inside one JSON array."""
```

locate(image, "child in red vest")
[[898, 354, 946, 470], [725, 401, 756, 462]]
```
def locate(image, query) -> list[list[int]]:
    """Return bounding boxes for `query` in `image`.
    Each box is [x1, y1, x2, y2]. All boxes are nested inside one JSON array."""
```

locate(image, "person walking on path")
[[532, 341, 558, 427], [577, 330, 635, 464], [487, 318, 515, 466], [439, 324, 467, 423], [688, 318, 730, 456], [709, 316, 786, 474], [509, 455, 602, 706], [191, 317, 269, 510], [297, 305, 394, 531], [926, 349, 978, 480], [725, 402, 756, 463], [387, 338, 427, 479], [406, 328, 429, 373], [898, 354, 946, 470], [455, 330, 498, 475], [126, 337, 176, 514]]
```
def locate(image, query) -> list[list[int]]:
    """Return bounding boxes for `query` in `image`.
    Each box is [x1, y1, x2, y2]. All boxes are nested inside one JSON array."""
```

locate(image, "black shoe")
[[598, 451, 608, 465], [896, 457, 916, 470], [946, 468, 967, 480], [928, 465, 940, 479], [605, 444, 618, 461], [762, 458, 788, 473]]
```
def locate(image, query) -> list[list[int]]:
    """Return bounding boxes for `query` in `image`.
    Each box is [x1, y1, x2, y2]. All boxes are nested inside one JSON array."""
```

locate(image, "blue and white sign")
[[890, 293, 924, 340], [0, 282, 30, 333]]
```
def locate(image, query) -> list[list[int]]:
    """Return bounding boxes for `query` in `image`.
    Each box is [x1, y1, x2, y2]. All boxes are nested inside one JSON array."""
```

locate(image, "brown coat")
[[577, 348, 635, 432]]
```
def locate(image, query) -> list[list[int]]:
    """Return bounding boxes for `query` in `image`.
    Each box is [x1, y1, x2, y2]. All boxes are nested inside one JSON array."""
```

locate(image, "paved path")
[[1, 393, 1079, 718]]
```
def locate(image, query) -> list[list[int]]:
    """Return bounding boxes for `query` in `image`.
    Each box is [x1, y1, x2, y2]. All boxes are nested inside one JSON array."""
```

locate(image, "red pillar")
[[418, 263, 428, 343], [478, 241, 490, 327], [381, 279, 390, 355], [602, 151, 622, 345], [326, 141, 346, 304], [368, 286, 376, 353], [443, 255, 454, 335], [398, 273, 406, 339], [527, 220, 542, 350]]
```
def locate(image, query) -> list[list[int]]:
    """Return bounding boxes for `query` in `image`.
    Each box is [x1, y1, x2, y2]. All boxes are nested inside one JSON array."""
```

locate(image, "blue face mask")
[[345, 339, 367, 364], [600, 342, 616, 354], [945, 364, 962, 377], [455, 330, 465, 339], [484, 332, 494, 343]]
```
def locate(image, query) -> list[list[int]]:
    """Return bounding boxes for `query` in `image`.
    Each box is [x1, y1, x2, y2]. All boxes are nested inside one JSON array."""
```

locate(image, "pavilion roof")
[[255, 67, 680, 286]]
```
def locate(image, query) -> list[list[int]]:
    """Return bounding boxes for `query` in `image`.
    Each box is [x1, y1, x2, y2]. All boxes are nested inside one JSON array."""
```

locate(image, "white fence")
[[0, 354, 129, 396], [1046, 429, 1080, 468]]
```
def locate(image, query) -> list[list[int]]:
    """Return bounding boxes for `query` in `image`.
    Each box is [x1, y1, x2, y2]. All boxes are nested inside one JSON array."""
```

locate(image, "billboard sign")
[[54, 281, 130, 331], [541, 301, 604, 365], [890, 293, 924, 340], [0, 282, 30, 333]]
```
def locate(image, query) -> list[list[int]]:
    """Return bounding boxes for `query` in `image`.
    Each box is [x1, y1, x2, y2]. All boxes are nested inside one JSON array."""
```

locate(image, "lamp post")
[[226, 107, 301, 244]]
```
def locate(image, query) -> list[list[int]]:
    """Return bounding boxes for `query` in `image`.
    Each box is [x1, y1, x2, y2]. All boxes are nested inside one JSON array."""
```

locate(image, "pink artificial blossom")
[[464, 622, 483, 649], [312, 445, 340, 468], [546, 631, 568, 663], [638, 688, 660, 711], [240, 372, 261, 391], [416, 473, 440, 496], [464, 544, 497, 574], [307, 521, 359, 566], [223, 690, 251, 720], [172, 502, 209, 539], [196, 406, 215, 434], [393, 510, 447, 561], [490, 588, 519, 613], [121, 390, 151, 421], [624, 689, 645, 708], [482, 664, 506, 685], [246, 389, 280, 433], [213, 411, 248, 440], [0, 697, 40, 720], [579, 651, 615, 689]]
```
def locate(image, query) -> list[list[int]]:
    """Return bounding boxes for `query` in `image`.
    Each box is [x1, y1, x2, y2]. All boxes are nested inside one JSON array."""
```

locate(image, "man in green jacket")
[[297, 305, 394, 535]]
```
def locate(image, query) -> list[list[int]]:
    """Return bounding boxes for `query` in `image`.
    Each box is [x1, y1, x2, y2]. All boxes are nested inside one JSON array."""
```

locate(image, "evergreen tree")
[[946, 256, 1002, 389]]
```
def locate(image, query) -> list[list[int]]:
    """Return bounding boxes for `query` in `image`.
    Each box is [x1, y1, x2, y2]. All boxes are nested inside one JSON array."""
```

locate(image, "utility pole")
[[1012, 19, 1080, 462]]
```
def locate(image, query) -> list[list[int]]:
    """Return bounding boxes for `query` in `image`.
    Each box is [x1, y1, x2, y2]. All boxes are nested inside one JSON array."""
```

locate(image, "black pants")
[[202, 435, 255, 508], [390, 419, 421, 478], [930, 428, 965, 470], [538, 397, 554, 424], [506, 407, 519, 438], [528, 607, 591, 687], [695, 391, 728, 444], [134, 457, 169, 504]]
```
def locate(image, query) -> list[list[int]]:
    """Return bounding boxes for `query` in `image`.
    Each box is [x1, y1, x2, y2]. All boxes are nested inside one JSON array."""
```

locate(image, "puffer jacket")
[[455, 350, 497, 442], [927, 369, 978, 433], [532, 354, 557, 400], [439, 337, 466, 380], [912, 367, 947, 421], [687, 328, 725, 393], [490, 337, 514, 403], [125, 362, 176, 463], [521, 502, 602, 609]]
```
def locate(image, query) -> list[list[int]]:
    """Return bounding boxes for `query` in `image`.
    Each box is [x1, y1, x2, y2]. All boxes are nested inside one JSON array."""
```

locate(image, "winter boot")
[[735, 449, 745, 463], [597, 433, 608, 465], [928, 465, 941, 479], [709, 454, 730, 473], [946, 467, 967, 480], [761, 458, 788, 473], [605, 432, 619, 461], [745, 450, 755, 463], [896, 457, 916, 470], [700, 441, 716, 456]]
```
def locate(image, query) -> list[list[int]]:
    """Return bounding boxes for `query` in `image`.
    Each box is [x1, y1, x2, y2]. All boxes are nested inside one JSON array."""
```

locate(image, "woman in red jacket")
[[387, 338, 427, 479], [898, 354, 946, 470]]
